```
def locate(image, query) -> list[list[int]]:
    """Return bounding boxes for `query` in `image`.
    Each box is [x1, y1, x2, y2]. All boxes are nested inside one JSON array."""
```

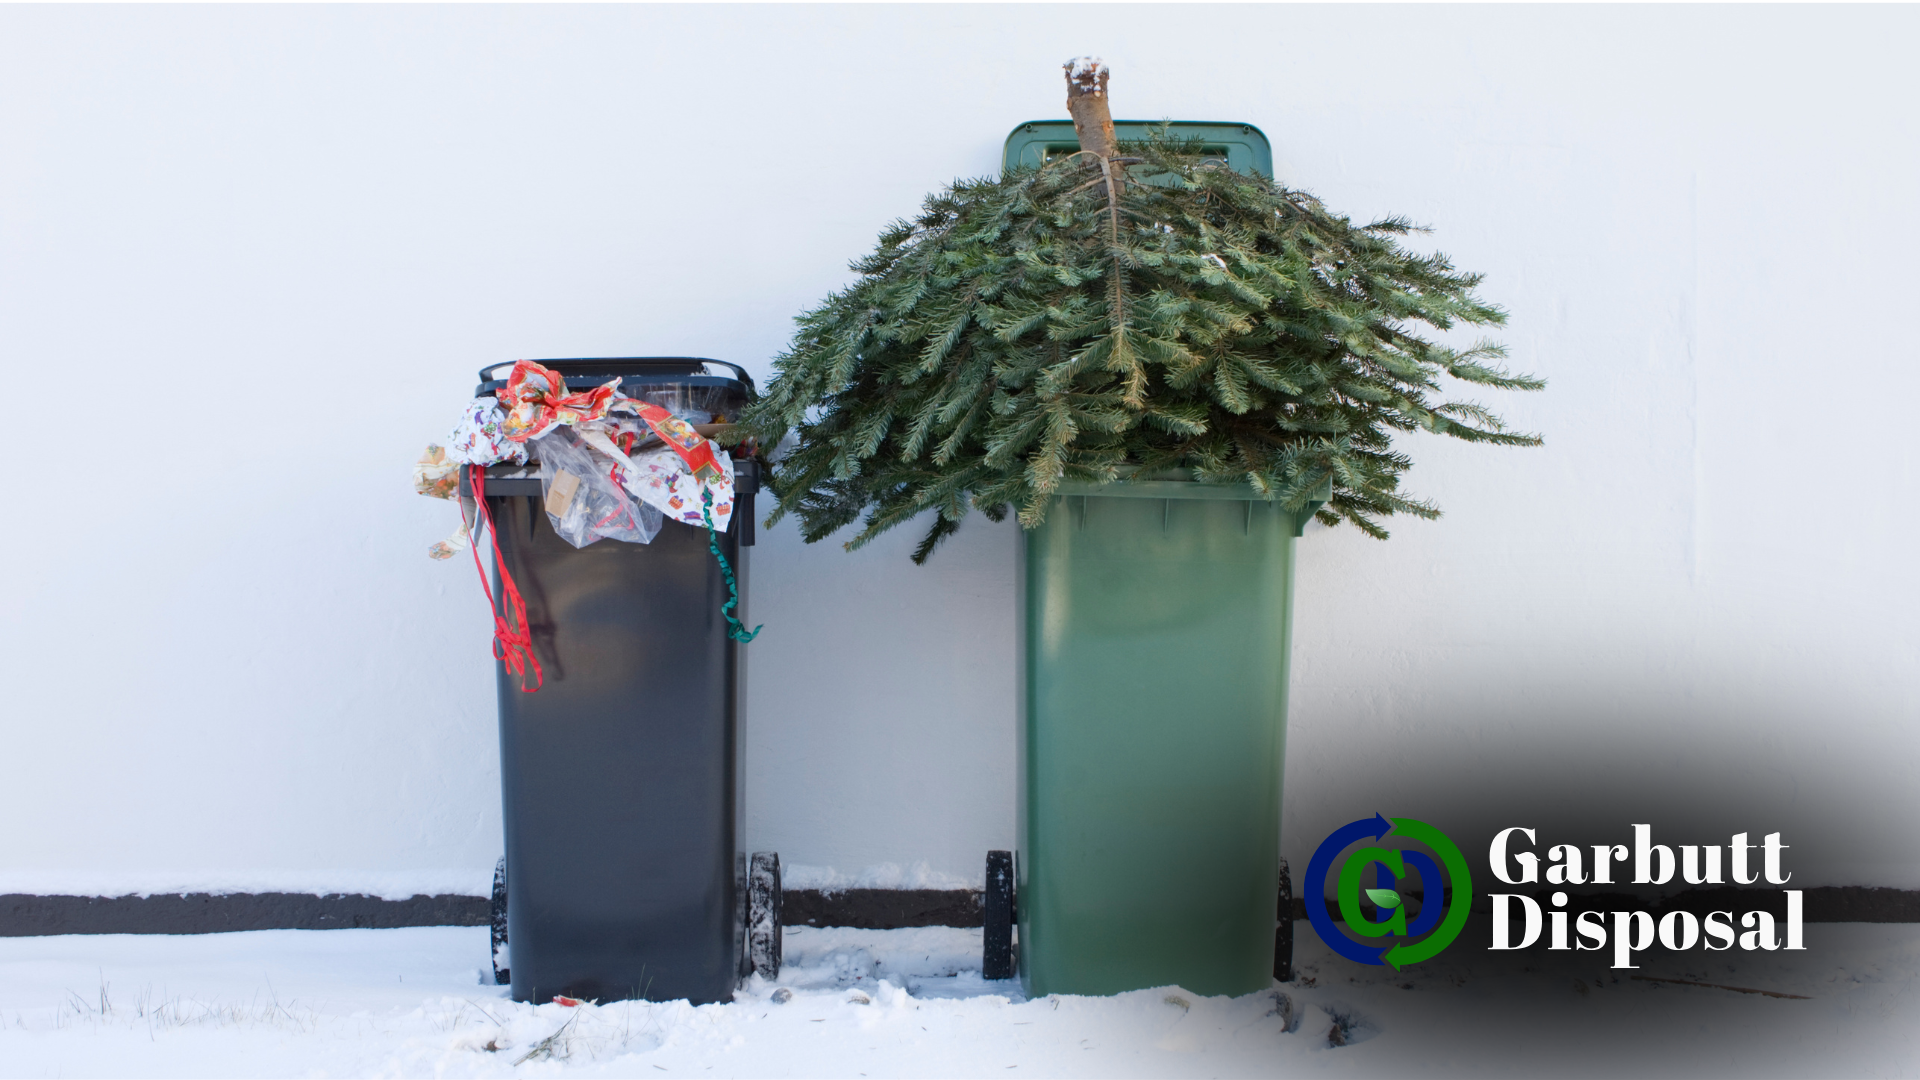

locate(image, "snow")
[[0, 869, 495, 902], [2, 923, 1918, 1077], [779, 861, 980, 893], [1064, 56, 1107, 84]]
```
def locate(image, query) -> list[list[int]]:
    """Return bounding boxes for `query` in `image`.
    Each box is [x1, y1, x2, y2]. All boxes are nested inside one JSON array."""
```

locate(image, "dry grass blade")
[[513, 1009, 582, 1065]]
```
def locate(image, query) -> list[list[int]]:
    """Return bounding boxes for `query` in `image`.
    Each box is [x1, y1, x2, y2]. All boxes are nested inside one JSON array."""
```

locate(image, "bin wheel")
[[983, 850, 1015, 980], [490, 857, 510, 986], [748, 852, 783, 979], [1274, 857, 1294, 983]]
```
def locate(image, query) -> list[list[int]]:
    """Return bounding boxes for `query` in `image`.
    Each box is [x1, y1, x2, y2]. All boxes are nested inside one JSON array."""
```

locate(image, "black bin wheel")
[[491, 857, 510, 986], [983, 850, 1015, 980], [748, 852, 783, 979], [1274, 856, 1293, 983]]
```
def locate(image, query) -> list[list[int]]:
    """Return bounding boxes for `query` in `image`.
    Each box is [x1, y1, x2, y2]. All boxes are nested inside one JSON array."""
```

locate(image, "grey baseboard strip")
[[0, 888, 983, 937], [5, 884, 1916, 937], [782, 887, 985, 929], [0, 892, 489, 937]]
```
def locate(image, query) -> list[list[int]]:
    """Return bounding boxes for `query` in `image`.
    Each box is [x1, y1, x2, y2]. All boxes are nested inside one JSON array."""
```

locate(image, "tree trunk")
[[1063, 57, 1122, 195]]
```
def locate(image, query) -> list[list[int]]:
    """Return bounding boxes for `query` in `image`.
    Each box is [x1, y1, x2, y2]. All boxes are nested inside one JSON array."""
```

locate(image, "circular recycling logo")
[[1305, 814, 1474, 969]]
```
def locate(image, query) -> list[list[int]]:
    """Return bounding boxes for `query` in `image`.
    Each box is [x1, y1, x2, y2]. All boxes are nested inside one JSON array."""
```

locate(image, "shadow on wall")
[[1285, 666, 1916, 893]]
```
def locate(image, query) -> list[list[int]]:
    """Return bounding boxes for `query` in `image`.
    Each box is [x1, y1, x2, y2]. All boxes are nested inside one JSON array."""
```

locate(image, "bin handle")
[[476, 359, 756, 395], [695, 359, 756, 393]]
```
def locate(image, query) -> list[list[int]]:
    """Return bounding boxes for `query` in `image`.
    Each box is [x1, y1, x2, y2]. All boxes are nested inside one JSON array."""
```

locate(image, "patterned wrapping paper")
[[427, 359, 739, 553], [626, 444, 736, 532], [412, 444, 461, 499], [427, 522, 471, 561], [444, 400, 527, 466], [627, 401, 726, 482], [413, 444, 475, 559], [420, 361, 761, 652], [498, 360, 618, 442], [573, 426, 735, 533]]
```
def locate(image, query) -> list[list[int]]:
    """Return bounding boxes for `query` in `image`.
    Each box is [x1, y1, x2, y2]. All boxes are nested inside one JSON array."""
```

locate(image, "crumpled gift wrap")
[[444, 400, 528, 466], [627, 444, 736, 531], [497, 359, 618, 442], [412, 444, 461, 499], [427, 522, 471, 561], [413, 445, 476, 559], [573, 426, 735, 533], [628, 401, 726, 482], [424, 369, 741, 559]]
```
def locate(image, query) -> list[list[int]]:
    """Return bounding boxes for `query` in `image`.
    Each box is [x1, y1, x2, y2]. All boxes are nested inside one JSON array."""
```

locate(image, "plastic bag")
[[577, 419, 735, 533], [533, 427, 662, 549]]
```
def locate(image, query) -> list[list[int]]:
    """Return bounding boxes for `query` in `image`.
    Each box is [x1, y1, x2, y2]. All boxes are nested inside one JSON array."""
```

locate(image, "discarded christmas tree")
[[744, 58, 1542, 561], [749, 58, 1548, 999]]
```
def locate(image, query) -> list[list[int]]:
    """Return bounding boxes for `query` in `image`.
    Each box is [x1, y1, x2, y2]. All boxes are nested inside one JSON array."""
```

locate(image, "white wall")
[[2, 5, 1916, 897]]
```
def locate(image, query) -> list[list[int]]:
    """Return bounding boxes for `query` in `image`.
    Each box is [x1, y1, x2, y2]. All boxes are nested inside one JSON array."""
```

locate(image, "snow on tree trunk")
[[1064, 56, 1122, 194]]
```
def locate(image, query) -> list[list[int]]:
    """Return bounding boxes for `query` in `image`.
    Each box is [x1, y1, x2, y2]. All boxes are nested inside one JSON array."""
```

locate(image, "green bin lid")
[[1001, 120, 1272, 178]]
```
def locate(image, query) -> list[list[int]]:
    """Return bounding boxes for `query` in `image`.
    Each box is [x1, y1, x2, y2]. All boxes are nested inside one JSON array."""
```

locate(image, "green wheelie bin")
[[1001, 119, 1318, 999], [1017, 477, 1326, 998]]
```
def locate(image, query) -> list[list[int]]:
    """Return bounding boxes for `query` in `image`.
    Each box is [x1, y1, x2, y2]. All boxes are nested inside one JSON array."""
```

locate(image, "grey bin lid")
[[473, 357, 755, 400]]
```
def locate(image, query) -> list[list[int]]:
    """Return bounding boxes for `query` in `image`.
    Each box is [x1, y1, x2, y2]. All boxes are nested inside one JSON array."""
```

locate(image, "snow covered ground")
[[2, 922, 1917, 1078]]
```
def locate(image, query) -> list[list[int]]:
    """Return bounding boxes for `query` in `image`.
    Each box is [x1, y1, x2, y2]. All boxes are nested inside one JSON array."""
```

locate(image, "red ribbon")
[[469, 465, 543, 693], [498, 359, 619, 443]]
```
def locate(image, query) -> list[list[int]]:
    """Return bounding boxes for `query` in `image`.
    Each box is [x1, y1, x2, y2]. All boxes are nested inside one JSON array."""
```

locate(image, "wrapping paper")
[[497, 360, 618, 442], [412, 445, 461, 499], [631, 401, 725, 482], [575, 426, 735, 533], [444, 401, 528, 466], [414, 444, 474, 559], [427, 522, 471, 561], [625, 444, 736, 531], [425, 371, 740, 557]]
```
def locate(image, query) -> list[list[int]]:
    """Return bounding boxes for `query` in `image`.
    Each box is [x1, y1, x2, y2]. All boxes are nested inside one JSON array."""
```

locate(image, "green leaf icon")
[[1366, 888, 1401, 909]]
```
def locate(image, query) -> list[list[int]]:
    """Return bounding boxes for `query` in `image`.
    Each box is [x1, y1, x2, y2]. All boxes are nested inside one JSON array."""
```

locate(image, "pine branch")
[[740, 63, 1543, 558]]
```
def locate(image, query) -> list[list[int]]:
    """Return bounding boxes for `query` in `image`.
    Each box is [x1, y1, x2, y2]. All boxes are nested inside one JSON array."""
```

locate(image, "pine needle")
[[740, 131, 1544, 558]]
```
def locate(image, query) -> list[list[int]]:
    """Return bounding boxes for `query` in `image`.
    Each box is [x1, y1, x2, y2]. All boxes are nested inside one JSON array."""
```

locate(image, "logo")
[[1486, 825, 1805, 966], [1305, 814, 1473, 969]]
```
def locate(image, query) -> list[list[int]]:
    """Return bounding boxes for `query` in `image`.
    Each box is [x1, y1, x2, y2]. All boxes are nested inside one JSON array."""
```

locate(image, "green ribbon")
[[701, 486, 761, 643]]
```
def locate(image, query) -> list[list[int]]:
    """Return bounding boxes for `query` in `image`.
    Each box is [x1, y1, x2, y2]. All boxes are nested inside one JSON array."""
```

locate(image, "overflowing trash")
[[533, 427, 664, 549], [417, 359, 762, 691], [425, 359, 740, 544]]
